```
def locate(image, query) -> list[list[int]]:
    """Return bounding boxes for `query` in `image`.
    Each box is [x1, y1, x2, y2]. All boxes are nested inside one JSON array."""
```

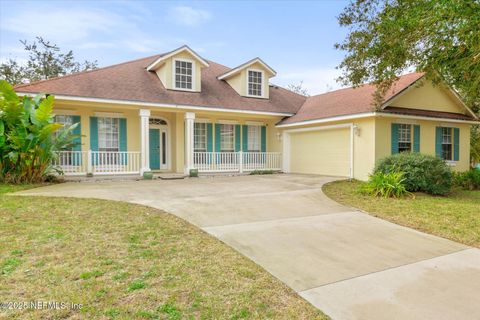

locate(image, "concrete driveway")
[[16, 174, 480, 320]]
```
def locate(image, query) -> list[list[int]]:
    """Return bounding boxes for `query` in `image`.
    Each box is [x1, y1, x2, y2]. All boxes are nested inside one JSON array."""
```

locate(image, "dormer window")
[[248, 70, 263, 97], [174, 59, 194, 90]]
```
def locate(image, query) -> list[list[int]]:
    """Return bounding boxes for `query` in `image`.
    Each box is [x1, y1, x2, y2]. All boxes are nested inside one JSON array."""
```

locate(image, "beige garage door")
[[289, 128, 350, 177]]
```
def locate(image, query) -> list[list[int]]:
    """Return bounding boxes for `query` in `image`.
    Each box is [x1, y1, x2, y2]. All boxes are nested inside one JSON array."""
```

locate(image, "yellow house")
[[15, 46, 479, 180]]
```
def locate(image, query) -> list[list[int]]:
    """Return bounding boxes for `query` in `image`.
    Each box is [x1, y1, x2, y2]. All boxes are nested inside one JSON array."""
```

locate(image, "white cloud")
[[275, 67, 345, 96], [0, 5, 170, 55], [3, 8, 120, 42], [168, 6, 211, 26]]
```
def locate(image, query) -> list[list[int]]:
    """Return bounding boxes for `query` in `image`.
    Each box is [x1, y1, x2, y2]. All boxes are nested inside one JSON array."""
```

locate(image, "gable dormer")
[[147, 45, 209, 92], [218, 58, 276, 99]]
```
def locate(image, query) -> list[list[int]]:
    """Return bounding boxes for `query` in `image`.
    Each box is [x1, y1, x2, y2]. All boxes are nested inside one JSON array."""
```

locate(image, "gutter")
[[16, 92, 294, 117]]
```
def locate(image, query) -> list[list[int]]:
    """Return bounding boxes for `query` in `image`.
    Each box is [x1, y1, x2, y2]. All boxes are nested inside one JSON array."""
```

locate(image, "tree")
[[0, 80, 80, 183], [336, 0, 480, 167], [287, 81, 310, 96], [0, 37, 98, 85], [335, 0, 480, 112]]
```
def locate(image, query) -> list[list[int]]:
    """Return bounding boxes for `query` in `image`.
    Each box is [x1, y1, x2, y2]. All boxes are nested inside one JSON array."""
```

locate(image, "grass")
[[323, 180, 480, 248], [0, 184, 327, 320]]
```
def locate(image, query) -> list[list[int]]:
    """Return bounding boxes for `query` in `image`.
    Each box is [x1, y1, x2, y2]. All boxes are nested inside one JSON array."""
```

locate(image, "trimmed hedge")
[[374, 153, 452, 195]]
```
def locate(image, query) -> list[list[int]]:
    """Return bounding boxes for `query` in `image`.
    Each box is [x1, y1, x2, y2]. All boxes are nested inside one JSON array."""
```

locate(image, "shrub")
[[453, 170, 480, 190], [0, 80, 79, 183], [374, 152, 452, 195], [361, 171, 410, 198]]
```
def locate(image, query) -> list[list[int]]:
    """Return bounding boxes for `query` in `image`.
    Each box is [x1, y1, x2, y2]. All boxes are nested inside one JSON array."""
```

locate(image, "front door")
[[149, 128, 160, 170], [149, 126, 168, 170]]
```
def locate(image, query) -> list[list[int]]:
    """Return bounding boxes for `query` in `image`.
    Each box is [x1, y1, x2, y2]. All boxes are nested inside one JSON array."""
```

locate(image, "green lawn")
[[323, 180, 480, 248], [0, 184, 327, 320]]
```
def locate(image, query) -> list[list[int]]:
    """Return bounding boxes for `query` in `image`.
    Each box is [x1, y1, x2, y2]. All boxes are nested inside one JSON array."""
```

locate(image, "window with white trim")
[[220, 124, 234, 152], [248, 70, 262, 96], [54, 115, 73, 137], [194, 122, 207, 152], [55, 115, 74, 127], [174, 60, 193, 90], [98, 117, 119, 152], [441, 127, 453, 161], [54, 115, 75, 158], [398, 124, 412, 152], [248, 125, 261, 152]]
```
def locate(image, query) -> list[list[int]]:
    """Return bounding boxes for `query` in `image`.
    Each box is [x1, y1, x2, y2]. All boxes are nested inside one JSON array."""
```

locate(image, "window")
[[220, 124, 234, 152], [149, 118, 167, 126], [398, 124, 412, 152], [98, 117, 119, 152], [441, 127, 453, 161], [248, 125, 261, 152], [194, 122, 207, 152], [54, 115, 73, 138], [174, 60, 193, 90], [248, 70, 262, 96], [55, 115, 74, 127]]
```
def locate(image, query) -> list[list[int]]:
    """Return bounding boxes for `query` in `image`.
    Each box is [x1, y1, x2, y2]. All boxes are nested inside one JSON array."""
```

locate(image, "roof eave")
[[146, 45, 210, 71], [217, 58, 277, 80]]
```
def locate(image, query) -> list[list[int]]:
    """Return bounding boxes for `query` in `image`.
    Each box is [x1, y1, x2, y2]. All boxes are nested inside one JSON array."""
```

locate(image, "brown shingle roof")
[[279, 72, 427, 124], [15, 55, 306, 114]]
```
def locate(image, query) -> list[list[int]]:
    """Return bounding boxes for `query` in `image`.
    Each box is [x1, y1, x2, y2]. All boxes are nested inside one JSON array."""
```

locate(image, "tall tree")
[[335, 0, 480, 112], [0, 37, 98, 85]]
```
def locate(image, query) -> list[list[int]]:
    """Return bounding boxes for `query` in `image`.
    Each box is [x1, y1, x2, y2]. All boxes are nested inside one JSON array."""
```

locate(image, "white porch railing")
[[193, 151, 282, 173], [53, 150, 141, 176], [54, 151, 281, 176], [53, 151, 88, 175]]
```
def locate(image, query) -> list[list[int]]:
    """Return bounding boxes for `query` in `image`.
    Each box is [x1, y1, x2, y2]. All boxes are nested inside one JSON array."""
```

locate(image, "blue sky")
[[0, 0, 349, 95]]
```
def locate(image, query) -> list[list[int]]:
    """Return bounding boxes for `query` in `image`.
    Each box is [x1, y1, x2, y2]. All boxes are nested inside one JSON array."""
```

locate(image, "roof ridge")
[[14, 53, 162, 89], [306, 72, 424, 100]]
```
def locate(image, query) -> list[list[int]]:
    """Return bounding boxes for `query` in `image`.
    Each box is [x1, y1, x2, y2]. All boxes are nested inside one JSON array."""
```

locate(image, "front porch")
[[52, 108, 283, 176]]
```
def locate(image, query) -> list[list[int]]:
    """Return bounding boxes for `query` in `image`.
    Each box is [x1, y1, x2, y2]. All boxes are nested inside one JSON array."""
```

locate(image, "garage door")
[[289, 128, 351, 177]]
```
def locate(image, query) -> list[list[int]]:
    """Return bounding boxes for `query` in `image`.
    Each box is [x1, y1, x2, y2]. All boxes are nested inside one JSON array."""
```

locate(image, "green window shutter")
[[119, 118, 127, 152], [119, 118, 127, 165], [435, 127, 443, 158], [235, 125, 241, 152], [206, 123, 213, 152], [454, 127, 460, 161], [391, 124, 399, 154], [71, 115, 82, 152], [215, 123, 221, 152], [90, 117, 98, 151], [242, 125, 248, 151], [413, 125, 420, 152], [261, 126, 266, 152], [90, 117, 99, 165]]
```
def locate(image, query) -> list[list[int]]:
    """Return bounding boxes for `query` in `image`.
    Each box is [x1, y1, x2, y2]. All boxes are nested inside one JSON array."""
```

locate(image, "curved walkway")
[[16, 174, 480, 320]]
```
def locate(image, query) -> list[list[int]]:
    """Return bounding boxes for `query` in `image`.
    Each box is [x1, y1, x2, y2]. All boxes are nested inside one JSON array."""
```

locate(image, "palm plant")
[[0, 80, 80, 183]]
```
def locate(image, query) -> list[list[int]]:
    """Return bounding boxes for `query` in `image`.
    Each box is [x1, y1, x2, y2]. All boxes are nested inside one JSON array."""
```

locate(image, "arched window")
[[149, 118, 167, 126]]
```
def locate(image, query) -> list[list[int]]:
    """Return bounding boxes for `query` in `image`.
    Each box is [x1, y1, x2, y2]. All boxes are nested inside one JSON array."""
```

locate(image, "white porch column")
[[184, 112, 195, 174], [139, 109, 151, 175]]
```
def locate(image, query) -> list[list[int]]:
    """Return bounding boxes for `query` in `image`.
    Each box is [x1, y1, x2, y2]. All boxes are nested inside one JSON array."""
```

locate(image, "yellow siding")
[[387, 80, 466, 114], [224, 61, 271, 99], [53, 99, 283, 173], [289, 128, 351, 177], [375, 117, 471, 172], [154, 51, 203, 92], [55, 105, 141, 153]]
